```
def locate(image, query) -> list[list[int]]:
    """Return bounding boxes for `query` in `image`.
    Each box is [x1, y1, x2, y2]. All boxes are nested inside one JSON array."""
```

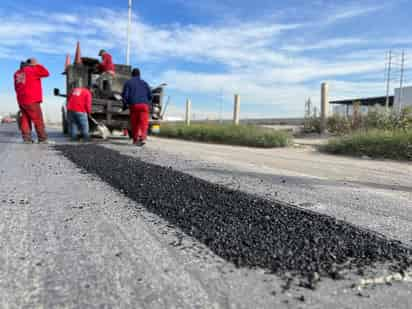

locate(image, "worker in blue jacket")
[[122, 68, 152, 146]]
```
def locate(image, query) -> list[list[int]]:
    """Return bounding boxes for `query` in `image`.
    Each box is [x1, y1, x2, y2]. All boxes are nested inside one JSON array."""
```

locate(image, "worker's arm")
[[145, 82, 153, 102], [34, 65, 50, 78], [122, 82, 130, 110], [13, 73, 19, 92], [86, 90, 92, 114]]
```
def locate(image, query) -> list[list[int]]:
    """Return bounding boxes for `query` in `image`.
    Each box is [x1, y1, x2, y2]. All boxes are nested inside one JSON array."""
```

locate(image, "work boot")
[[134, 139, 145, 147], [38, 140, 55, 145]]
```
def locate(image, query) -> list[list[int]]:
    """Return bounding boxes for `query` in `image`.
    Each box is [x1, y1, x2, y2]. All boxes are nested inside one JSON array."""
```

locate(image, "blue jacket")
[[122, 76, 152, 108]]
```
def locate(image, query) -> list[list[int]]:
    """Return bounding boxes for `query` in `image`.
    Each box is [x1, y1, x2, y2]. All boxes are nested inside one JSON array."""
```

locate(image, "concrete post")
[[320, 82, 329, 133], [233, 94, 240, 125], [185, 99, 192, 126]]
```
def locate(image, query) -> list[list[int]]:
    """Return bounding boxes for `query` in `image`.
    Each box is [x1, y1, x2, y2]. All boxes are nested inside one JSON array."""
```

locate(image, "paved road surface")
[[1, 124, 411, 308]]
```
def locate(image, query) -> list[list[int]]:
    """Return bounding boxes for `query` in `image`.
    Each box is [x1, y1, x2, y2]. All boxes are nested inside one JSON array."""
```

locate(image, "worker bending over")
[[98, 49, 115, 75], [122, 68, 152, 146], [67, 85, 92, 142], [97, 49, 115, 94], [14, 58, 50, 144]]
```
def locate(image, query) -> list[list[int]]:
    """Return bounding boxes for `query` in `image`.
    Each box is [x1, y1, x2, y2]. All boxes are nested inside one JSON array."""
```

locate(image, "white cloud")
[[92, 10, 301, 68], [282, 38, 368, 52], [328, 80, 386, 100], [325, 4, 385, 24]]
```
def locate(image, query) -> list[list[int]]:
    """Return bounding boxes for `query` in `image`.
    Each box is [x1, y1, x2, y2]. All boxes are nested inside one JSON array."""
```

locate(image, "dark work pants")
[[68, 111, 90, 141]]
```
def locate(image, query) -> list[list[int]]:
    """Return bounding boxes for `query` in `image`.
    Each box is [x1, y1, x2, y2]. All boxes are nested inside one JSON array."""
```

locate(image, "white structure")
[[394, 85, 412, 112]]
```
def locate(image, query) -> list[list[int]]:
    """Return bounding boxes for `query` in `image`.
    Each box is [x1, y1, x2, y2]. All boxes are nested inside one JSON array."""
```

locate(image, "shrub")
[[397, 107, 412, 131], [327, 115, 352, 135], [327, 106, 412, 135], [322, 130, 412, 161], [158, 124, 291, 148], [304, 117, 321, 133]]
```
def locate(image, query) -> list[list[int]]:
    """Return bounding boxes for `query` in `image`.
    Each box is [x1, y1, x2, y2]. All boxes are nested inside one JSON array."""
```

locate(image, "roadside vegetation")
[[321, 106, 412, 161], [158, 124, 291, 148], [323, 130, 412, 161]]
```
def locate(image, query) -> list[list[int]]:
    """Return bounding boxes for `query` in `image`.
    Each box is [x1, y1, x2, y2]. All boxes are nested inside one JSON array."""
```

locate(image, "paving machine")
[[54, 44, 165, 139]]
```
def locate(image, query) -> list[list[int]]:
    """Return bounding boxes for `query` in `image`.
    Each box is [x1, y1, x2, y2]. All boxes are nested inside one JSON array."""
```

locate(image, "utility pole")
[[126, 0, 132, 66], [385, 50, 392, 111], [398, 50, 405, 113], [320, 83, 329, 134], [233, 94, 240, 125], [185, 99, 192, 126]]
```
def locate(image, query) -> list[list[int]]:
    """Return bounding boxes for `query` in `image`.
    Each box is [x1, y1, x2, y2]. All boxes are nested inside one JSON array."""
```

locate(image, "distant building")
[[330, 96, 394, 117], [330, 85, 412, 117], [393, 86, 412, 112]]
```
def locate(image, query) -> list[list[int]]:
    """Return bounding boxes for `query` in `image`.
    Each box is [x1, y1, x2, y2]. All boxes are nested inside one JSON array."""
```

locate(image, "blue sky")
[[0, 0, 411, 121]]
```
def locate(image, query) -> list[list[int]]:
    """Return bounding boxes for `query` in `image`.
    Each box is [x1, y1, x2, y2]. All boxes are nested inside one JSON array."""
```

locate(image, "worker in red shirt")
[[67, 86, 92, 141], [97, 50, 115, 96], [14, 58, 50, 143], [98, 50, 115, 75]]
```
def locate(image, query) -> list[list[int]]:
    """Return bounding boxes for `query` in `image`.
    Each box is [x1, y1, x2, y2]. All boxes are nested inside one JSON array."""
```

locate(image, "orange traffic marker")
[[74, 41, 82, 65], [64, 54, 71, 71]]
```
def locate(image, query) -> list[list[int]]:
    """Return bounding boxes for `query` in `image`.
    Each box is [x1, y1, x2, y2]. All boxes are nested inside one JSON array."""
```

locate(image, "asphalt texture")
[[2, 124, 412, 308], [55, 144, 412, 289], [122, 137, 412, 246]]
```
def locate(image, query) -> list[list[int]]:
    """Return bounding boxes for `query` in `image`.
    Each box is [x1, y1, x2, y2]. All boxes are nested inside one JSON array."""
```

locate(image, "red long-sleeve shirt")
[[14, 64, 50, 105], [98, 53, 115, 74], [14, 69, 26, 105], [67, 88, 92, 114]]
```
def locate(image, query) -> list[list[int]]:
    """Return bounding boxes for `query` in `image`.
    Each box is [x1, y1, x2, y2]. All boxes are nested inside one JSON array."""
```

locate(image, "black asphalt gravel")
[[55, 144, 412, 288]]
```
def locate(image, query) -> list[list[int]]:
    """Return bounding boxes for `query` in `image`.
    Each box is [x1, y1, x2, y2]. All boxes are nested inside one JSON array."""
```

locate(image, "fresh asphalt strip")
[[55, 144, 412, 289]]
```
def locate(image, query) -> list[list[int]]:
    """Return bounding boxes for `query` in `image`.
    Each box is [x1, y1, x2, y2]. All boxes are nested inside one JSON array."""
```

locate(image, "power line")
[[385, 50, 392, 110], [384, 49, 409, 111], [398, 50, 405, 112]]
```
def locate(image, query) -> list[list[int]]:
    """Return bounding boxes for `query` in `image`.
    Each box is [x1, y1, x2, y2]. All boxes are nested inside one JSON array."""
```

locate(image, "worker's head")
[[26, 58, 38, 66], [20, 61, 27, 70], [132, 68, 140, 78], [98, 49, 106, 57]]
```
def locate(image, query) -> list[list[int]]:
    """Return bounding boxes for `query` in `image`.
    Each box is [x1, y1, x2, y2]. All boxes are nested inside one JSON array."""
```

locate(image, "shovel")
[[88, 115, 110, 140]]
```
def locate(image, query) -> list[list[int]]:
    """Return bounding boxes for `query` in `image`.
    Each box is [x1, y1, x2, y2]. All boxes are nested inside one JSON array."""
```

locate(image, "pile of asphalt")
[[55, 144, 412, 288]]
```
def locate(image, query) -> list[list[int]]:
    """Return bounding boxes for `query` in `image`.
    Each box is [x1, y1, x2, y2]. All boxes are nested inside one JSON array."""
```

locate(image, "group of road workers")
[[13, 50, 152, 146]]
